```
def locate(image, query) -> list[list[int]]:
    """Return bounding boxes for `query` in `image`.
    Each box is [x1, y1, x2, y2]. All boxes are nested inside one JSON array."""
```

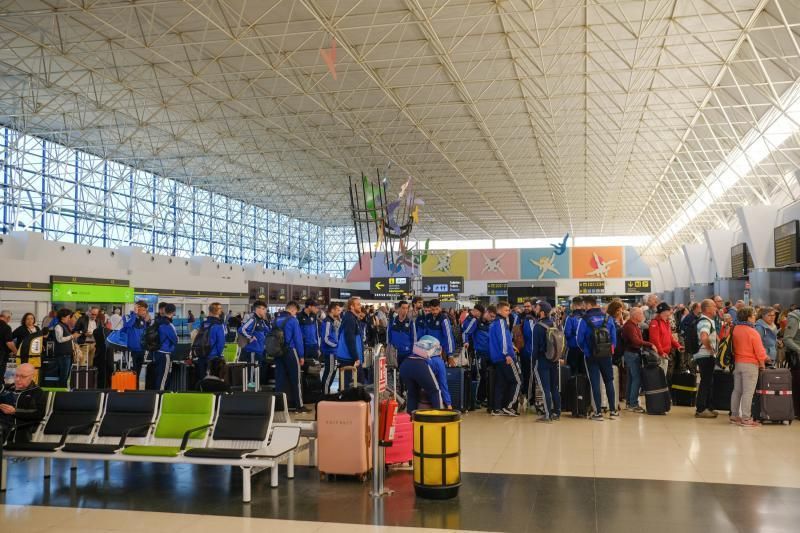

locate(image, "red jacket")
[[648, 317, 681, 357]]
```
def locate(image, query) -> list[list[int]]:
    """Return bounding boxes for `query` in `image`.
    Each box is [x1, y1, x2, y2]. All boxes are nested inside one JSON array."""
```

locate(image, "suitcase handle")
[[339, 366, 358, 389]]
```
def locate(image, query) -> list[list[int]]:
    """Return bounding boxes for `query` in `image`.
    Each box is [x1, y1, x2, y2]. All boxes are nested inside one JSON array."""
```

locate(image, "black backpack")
[[143, 322, 161, 352], [191, 325, 212, 359], [682, 314, 700, 355], [587, 314, 613, 358], [264, 320, 286, 358]]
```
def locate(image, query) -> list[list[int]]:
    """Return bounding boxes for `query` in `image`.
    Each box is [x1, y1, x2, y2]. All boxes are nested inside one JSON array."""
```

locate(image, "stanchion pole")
[[370, 344, 393, 498]]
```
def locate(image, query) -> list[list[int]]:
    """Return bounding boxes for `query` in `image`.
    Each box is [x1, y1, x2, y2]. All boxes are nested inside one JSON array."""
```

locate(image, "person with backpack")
[[532, 301, 563, 422], [193, 303, 226, 379], [321, 302, 342, 395], [577, 295, 618, 421], [147, 303, 177, 390], [238, 300, 270, 384], [124, 301, 149, 381], [273, 301, 306, 413], [694, 299, 720, 419], [488, 301, 521, 417], [564, 297, 585, 376], [680, 303, 702, 357], [336, 297, 365, 389]]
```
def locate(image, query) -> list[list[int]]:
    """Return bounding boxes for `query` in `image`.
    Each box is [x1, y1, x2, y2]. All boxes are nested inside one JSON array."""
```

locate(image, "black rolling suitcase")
[[170, 360, 197, 392], [711, 370, 734, 412], [670, 370, 698, 407], [446, 367, 469, 411], [752, 368, 794, 424], [567, 373, 591, 417], [71, 361, 97, 390], [642, 364, 671, 415], [40, 357, 61, 388], [302, 360, 324, 403]]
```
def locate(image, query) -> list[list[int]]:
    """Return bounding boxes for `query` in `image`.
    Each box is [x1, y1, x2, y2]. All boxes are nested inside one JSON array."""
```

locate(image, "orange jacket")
[[648, 317, 681, 357], [732, 323, 769, 366]]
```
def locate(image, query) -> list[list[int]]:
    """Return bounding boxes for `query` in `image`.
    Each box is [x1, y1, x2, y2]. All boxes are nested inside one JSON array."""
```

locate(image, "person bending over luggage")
[[124, 301, 149, 382], [427, 338, 452, 410], [239, 300, 270, 386], [150, 304, 178, 391], [299, 299, 321, 362], [423, 299, 457, 367], [400, 337, 443, 413], [0, 363, 46, 444], [577, 296, 618, 421], [489, 301, 521, 417], [533, 302, 561, 422], [388, 300, 417, 369], [730, 307, 770, 427], [320, 302, 342, 395], [274, 301, 307, 413], [336, 297, 365, 389], [197, 357, 231, 393], [473, 306, 495, 407], [564, 297, 585, 376]]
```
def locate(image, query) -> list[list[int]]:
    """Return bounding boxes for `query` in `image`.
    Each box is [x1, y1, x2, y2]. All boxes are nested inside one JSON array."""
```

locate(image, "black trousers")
[[695, 357, 715, 413]]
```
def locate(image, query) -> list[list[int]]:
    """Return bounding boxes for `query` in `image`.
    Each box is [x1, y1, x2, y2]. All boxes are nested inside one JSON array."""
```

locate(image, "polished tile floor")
[[3, 406, 799, 532]]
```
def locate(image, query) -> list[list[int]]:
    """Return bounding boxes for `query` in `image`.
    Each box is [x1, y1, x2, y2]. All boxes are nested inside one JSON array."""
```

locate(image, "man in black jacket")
[[0, 363, 47, 443]]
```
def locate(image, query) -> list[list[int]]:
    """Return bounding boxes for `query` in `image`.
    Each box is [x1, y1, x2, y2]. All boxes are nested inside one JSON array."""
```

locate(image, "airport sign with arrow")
[[370, 277, 410, 298]]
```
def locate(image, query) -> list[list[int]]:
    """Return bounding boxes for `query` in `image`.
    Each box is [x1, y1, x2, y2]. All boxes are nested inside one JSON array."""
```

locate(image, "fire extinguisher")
[[379, 398, 398, 445]]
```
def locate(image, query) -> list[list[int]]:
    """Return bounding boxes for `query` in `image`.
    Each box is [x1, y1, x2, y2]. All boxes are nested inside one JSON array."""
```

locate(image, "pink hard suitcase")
[[317, 400, 372, 480], [385, 412, 413, 466]]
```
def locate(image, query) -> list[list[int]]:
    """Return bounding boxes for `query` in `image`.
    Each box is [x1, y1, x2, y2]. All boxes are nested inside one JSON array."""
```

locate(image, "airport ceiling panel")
[[0, 0, 798, 248]]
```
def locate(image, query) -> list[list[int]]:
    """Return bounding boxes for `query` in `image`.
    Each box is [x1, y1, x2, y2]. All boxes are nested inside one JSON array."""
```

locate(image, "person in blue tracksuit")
[[532, 301, 561, 422], [510, 306, 522, 329], [274, 301, 306, 412], [151, 303, 178, 391], [320, 301, 342, 395], [196, 303, 226, 379], [474, 306, 495, 406], [238, 300, 270, 385], [577, 295, 618, 421], [298, 299, 321, 362], [400, 336, 443, 413], [489, 301, 521, 416], [388, 300, 417, 368], [337, 297, 364, 389], [427, 347, 452, 409], [411, 297, 427, 335], [521, 309, 538, 400], [124, 300, 149, 380], [423, 299, 456, 364], [461, 304, 482, 349], [564, 296, 585, 375]]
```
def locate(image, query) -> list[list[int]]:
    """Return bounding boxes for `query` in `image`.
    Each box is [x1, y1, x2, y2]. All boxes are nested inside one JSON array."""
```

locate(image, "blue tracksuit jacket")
[[320, 316, 338, 355], [202, 316, 226, 358], [298, 310, 320, 347], [424, 313, 456, 356], [522, 317, 537, 359], [428, 355, 452, 407], [462, 316, 478, 345], [532, 318, 554, 359], [388, 315, 416, 361], [238, 316, 270, 353], [564, 310, 584, 349], [274, 312, 304, 358], [489, 317, 515, 364], [577, 309, 617, 359], [336, 311, 363, 363], [124, 312, 147, 351], [156, 316, 178, 353], [473, 319, 492, 354]]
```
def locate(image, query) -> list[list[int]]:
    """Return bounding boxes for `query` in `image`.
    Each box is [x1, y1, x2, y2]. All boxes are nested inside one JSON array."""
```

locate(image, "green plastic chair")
[[122, 393, 215, 458], [223, 343, 239, 363]]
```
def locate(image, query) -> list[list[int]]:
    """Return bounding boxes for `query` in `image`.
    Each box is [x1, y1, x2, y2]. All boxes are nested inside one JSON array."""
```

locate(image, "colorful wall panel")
[[345, 253, 371, 282], [421, 250, 468, 278], [371, 252, 419, 277], [571, 247, 624, 278], [468, 249, 519, 280], [520, 248, 570, 280]]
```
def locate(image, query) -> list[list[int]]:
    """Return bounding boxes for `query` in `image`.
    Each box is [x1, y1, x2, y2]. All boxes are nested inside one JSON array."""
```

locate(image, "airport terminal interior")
[[2, 1, 800, 532]]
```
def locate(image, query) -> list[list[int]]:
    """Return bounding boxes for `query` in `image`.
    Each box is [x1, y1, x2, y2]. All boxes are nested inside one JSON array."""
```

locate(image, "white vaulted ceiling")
[[0, 0, 799, 252]]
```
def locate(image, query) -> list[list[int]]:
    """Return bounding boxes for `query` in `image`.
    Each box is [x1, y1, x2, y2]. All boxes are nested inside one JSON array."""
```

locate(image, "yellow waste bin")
[[412, 409, 461, 499]]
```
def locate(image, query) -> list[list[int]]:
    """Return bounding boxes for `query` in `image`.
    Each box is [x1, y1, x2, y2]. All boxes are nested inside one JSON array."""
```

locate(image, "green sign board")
[[52, 283, 135, 303]]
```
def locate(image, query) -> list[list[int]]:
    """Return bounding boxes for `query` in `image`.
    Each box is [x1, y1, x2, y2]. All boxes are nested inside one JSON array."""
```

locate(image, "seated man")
[[0, 363, 47, 444]]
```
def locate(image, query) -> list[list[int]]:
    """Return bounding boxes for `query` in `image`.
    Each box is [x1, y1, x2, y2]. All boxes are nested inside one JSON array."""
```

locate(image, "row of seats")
[[1, 390, 302, 501]]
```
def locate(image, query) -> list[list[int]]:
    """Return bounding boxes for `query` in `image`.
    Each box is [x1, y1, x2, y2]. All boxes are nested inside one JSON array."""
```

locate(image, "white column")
[[682, 243, 715, 284], [657, 262, 676, 290], [704, 229, 735, 279], [650, 266, 664, 292], [669, 252, 691, 287], [736, 205, 779, 269]]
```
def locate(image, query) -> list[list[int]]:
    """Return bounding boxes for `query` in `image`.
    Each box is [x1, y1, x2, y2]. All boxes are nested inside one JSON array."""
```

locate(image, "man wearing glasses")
[[0, 310, 18, 379], [0, 363, 46, 444], [74, 307, 100, 366]]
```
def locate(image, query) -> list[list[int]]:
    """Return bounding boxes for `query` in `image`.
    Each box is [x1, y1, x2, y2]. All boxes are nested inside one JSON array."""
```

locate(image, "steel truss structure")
[[0, 0, 799, 266]]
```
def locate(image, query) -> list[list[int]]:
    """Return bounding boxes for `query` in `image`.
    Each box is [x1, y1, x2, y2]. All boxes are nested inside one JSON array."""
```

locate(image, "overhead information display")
[[731, 243, 754, 277], [422, 276, 464, 294], [370, 277, 410, 298], [487, 282, 508, 295], [774, 220, 799, 267], [625, 280, 651, 294], [579, 281, 605, 294]]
